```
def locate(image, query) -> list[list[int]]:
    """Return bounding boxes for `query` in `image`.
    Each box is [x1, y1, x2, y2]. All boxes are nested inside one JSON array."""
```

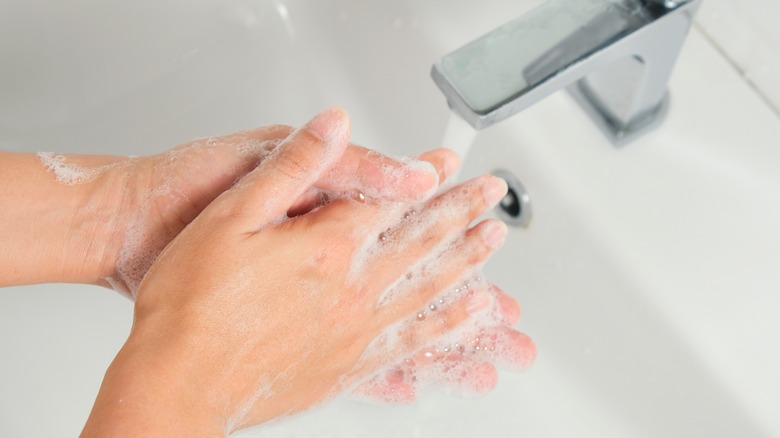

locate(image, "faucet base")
[[567, 81, 670, 147]]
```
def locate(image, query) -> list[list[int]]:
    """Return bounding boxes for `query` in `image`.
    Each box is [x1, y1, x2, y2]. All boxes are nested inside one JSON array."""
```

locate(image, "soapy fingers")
[[372, 219, 508, 328], [286, 148, 456, 217], [355, 175, 508, 296], [207, 107, 352, 229], [351, 284, 531, 404]]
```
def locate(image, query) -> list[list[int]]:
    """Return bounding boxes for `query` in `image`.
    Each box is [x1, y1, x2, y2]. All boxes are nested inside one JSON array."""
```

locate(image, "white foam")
[[36, 152, 109, 185], [112, 214, 159, 297], [367, 156, 439, 202], [346, 274, 519, 402], [94, 135, 280, 297], [346, 174, 485, 296], [337, 172, 526, 399], [320, 150, 440, 206]]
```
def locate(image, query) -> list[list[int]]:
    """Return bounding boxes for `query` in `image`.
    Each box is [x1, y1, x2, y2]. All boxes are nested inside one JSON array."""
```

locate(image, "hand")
[[0, 117, 453, 289], [102, 127, 459, 296], [20, 121, 454, 295], [345, 162, 535, 404], [81, 108, 511, 436]]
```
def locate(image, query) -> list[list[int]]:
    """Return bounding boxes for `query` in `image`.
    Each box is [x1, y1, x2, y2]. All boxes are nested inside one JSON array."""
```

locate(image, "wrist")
[[82, 333, 228, 437], [0, 152, 131, 286], [49, 153, 136, 287]]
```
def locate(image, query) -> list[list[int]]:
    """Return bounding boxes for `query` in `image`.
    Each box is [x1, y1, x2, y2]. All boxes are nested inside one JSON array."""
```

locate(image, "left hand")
[[352, 283, 535, 402], [27, 122, 455, 295]]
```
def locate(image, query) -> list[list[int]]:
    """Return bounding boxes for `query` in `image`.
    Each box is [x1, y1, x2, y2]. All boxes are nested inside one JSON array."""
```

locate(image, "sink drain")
[[492, 169, 532, 228]]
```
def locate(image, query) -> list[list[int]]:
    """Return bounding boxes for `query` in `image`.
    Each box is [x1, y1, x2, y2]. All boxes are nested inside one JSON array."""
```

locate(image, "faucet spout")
[[431, 0, 703, 145]]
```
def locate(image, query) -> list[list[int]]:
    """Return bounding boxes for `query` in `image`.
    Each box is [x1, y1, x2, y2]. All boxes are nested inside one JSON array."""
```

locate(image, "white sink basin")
[[1, 1, 778, 437]]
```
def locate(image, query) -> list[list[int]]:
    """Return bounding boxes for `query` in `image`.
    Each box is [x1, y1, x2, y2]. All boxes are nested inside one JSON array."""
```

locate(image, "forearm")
[[0, 151, 126, 286]]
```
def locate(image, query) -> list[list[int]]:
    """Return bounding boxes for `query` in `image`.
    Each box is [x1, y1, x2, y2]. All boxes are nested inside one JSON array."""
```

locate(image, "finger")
[[353, 293, 513, 403], [354, 356, 498, 402], [368, 328, 529, 399], [287, 148, 459, 217], [223, 126, 451, 192], [317, 145, 440, 202], [425, 357, 498, 396], [393, 289, 493, 356], [490, 284, 522, 326], [466, 326, 536, 371], [207, 107, 351, 228], [235, 124, 295, 143], [374, 219, 508, 327], [358, 287, 494, 375], [345, 281, 482, 380], [364, 176, 508, 302], [307, 166, 503, 238], [185, 126, 292, 181], [160, 133, 290, 219], [417, 148, 460, 187], [408, 325, 535, 372], [189, 124, 293, 158], [350, 368, 417, 404], [284, 147, 447, 216]]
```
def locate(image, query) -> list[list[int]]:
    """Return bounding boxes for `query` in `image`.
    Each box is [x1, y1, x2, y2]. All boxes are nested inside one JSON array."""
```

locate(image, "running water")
[[440, 112, 479, 173]]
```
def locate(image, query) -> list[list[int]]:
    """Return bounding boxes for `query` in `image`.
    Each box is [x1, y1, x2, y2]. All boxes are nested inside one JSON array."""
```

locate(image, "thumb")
[[210, 107, 351, 229]]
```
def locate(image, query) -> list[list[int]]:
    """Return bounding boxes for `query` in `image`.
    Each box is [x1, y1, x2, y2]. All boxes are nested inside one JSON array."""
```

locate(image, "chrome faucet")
[[431, 0, 703, 146]]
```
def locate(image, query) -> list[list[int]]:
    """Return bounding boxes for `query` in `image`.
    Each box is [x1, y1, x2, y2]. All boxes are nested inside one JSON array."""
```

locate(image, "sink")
[[1, 1, 778, 437]]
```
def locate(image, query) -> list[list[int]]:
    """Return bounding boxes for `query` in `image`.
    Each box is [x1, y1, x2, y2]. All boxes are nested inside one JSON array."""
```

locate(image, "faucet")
[[431, 0, 703, 146]]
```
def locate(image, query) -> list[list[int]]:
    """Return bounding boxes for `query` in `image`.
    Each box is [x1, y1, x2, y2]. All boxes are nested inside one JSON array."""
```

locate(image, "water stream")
[[440, 112, 478, 175]]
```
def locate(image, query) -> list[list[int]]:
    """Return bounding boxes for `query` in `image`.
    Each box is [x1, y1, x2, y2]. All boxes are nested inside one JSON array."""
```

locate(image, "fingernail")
[[482, 175, 508, 206], [467, 292, 493, 315], [480, 220, 508, 250], [305, 107, 350, 147]]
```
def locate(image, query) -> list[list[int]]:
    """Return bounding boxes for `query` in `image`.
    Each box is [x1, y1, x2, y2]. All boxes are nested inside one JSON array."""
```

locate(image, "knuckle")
[[272, 151, 310, 181], [271, 128, 326, 179], [205, 199, 252, 226]]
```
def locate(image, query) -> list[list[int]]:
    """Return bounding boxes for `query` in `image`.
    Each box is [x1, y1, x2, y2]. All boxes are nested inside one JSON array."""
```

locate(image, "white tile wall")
[[696, 0, 780, 114]]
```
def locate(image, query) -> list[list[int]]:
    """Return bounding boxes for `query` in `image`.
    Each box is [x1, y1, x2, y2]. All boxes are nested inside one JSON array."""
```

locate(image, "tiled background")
[[697, 0, 780, 113]]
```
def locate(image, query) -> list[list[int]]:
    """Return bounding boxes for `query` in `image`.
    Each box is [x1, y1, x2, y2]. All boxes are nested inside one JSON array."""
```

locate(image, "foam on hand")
[[37, 152, 115, 185], [107, 135, 279, 297], [365, 154, 439, 202], [38, 134, 278, 298], [319, 147, 440, 207], [350, 274, 534, 404]]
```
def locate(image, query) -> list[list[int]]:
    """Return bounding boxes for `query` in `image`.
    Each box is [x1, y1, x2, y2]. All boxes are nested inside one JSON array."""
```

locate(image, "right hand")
[[82, 107, 513, 436]]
